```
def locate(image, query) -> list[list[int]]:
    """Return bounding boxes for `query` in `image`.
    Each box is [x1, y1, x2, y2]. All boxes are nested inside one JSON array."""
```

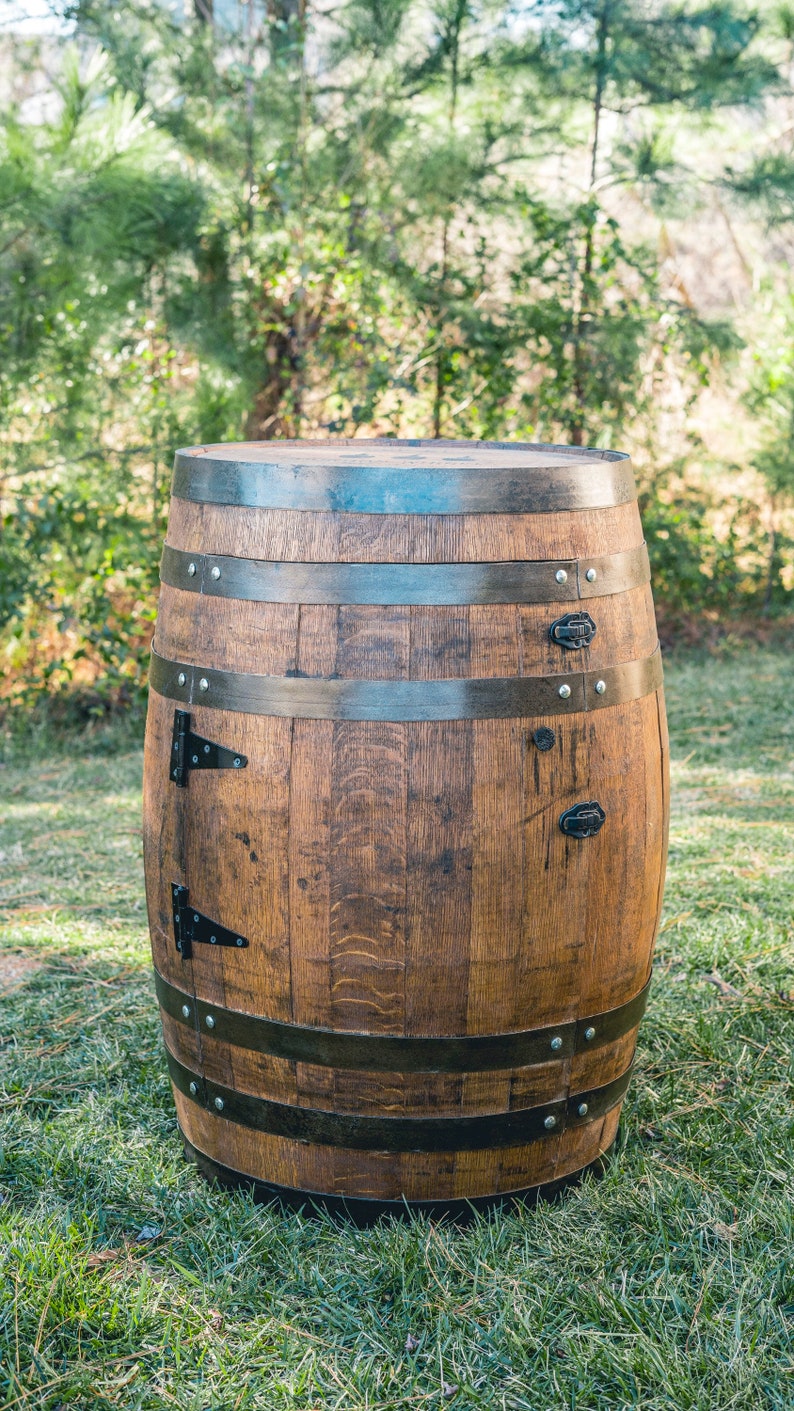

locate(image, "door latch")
[[559, 801, 606, 839], [549, 612, 597, 650]]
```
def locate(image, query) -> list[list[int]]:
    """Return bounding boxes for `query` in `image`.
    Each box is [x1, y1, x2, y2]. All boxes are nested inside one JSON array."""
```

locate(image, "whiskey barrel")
[[143, 439, 669, 1218]]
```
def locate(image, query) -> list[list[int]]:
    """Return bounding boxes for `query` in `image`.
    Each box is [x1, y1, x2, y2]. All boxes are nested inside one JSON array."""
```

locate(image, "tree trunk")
[[245, 329, 299, 440], [763, 493, 778, 615], [432, 0, 467, 439], [570, 1, 609, 447]]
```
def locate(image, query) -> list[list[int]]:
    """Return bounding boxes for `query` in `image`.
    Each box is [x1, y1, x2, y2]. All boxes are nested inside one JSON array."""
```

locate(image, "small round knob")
[[187, 562, 197, 577], [210, 565, 221, 580], [594, 680, 606, 695], [205, 1015, 216, 1029], [532, 727, 556, 752], [578, 1102, 589, 1117], [585, 568, 597, 583], [181, 1004, 191, 1020], [544, 1115, 557, 1130], [550, 1036, 563, 1052], [214, 1096, 225, 1111], [188, 1081, 198, 1096], [555, 569, 568, 584], [584, 1026, 596, 1041], [199, 678, 209, 692], [559, 684, 571, 699], [177, 672, 186, 687]]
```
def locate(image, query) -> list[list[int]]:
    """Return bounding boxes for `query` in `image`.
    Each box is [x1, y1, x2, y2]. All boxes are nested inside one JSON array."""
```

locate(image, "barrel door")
[[142, 440, 668, 1217]]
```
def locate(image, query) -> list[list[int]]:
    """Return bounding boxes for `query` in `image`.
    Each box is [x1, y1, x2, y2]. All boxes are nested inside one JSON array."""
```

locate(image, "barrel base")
[[181, 1132, 618, 1225]]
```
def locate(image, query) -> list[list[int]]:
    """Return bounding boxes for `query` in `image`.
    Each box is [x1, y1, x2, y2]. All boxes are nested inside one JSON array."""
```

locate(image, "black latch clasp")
[[172, 885, 249, 960], [549, 612, 597, 650], [559, 801, 606, 839], [170, 710, 247, 787]]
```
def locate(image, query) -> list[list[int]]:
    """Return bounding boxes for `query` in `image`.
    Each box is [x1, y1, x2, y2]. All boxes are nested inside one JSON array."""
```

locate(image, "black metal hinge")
[[170, 710, 248, 787], [559, 801, 606, 839], [549, 612, 597, 650], [172, 885, 249, 960]]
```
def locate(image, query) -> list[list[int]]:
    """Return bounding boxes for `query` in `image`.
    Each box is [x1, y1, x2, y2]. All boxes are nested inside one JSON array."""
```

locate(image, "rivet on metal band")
[[149, 644, 662, 722], [166, 1045, 634, 1153], [153, 967, 651, 1072], [159, 543, 651, 606]]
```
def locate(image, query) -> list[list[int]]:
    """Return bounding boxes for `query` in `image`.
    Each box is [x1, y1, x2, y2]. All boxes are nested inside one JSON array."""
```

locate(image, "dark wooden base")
[[181, 1131, 618, 1225]]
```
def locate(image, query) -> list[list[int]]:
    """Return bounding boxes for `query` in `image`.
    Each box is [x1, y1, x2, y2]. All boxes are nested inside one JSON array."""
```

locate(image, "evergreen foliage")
[[0, 0, 792, 710]]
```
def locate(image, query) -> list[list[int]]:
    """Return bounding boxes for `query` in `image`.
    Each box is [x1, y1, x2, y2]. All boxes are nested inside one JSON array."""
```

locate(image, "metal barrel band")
[[148, 643, 662, 721], [155, 967, 650, 1072], [159, 543, 651, 606], [171, 447, 635, 515], [166, 1046, 633, 1153], [181, 1135, 618, 1224]]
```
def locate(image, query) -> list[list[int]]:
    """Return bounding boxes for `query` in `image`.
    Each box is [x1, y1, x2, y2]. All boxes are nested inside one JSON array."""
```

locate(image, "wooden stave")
[[163, 495, 645, 563], [145, 688, 666, 1027], [145, 699, 668, 1196], [179, 1132, 618, 1223], [143, 465, 669, 1206]]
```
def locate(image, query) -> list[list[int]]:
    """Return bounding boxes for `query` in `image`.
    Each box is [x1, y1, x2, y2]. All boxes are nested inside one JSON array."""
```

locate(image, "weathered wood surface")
[[143, 440, 669, 1206]]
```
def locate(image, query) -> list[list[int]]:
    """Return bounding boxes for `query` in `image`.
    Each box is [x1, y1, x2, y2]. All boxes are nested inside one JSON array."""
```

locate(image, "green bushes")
[[1, 1, 792, 714]]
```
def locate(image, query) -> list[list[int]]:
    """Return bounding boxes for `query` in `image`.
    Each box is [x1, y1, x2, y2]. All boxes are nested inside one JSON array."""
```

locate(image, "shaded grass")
[[0, 646, 793, 1409]]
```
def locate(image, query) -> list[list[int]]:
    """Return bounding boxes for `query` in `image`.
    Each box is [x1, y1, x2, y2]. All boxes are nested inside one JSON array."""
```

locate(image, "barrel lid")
[[172, 438, 635, 514]]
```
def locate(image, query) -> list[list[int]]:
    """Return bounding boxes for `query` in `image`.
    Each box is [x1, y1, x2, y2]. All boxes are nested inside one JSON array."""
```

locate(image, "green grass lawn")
[[1, 646, 793, 1410]]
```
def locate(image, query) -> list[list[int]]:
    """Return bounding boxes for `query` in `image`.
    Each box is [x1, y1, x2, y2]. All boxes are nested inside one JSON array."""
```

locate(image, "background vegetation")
[[1, 0, 794, 714]]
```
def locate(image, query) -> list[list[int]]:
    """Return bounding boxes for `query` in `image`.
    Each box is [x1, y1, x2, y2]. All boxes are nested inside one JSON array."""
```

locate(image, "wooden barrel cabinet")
[[143, 439, 669, 1218]]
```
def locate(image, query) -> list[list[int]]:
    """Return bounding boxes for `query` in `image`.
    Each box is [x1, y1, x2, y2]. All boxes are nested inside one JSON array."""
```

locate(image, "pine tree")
[[0, 42, 203, 686]]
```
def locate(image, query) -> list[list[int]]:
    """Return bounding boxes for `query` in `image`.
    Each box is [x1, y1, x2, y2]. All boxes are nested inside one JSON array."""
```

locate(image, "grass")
[[1, 644, 793, 1410]]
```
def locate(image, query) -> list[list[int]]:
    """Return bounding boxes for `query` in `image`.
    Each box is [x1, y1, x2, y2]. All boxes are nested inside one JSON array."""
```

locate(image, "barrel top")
[[177, 438, 627, 469], [172, 439, 635, 514]]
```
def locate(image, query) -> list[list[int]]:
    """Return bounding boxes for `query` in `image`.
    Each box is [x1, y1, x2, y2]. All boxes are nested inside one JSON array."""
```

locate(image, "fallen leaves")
[[712, 1221, 740, 1242], [86, 1249, 126, 1270], [84, 1225, 162, 1271], [657, 912, 693, 934], [703, 971, 744, 999], [0, 953, 42, 993]]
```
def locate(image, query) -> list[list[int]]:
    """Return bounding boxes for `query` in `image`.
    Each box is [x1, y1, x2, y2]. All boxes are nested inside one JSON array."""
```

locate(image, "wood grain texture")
[[178, 438, 616, 466], [153, 583, 657, 679], [172, 1088, 622, 1202], [143, 442, 669, 1207], [165, 498, 644, 563]]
